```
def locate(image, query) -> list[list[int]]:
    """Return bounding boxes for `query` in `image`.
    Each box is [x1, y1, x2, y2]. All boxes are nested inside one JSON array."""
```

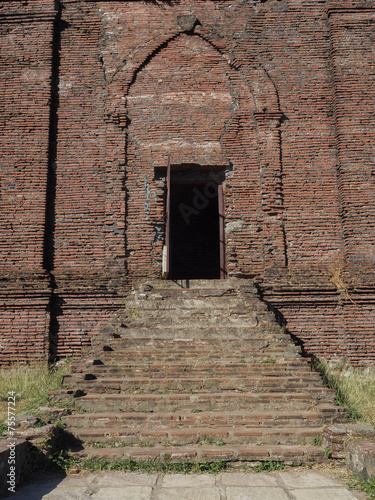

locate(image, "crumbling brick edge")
[[323, 423, 375, 481]]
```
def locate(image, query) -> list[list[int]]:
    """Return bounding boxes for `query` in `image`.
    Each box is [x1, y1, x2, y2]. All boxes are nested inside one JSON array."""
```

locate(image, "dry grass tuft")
[[329, 258, 351, 294], [0, 361, 70, 422], [317, 358, 375, 427]]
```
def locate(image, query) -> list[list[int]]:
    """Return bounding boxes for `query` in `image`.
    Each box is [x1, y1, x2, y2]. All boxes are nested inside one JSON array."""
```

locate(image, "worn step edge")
[[70, 444, 325, 464], [62, 407, 343, 426], [66, 426, 323, 446], [53, 389, 337, 402]]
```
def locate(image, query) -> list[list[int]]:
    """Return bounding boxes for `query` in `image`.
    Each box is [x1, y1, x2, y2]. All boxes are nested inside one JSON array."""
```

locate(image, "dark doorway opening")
[[169, 182, 221, 279]]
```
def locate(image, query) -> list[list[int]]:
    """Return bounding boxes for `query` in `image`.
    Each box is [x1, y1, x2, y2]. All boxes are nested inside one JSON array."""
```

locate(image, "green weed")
[[347, 474, 375, 499], [311, 435, 322, 446], [33, 419, 48, 428], [253, 461, 285, 472], [92, 442, 106, 449], [0, 421, 7, 436], [199, 436, 226, 446], [61, 456, 228, 474]]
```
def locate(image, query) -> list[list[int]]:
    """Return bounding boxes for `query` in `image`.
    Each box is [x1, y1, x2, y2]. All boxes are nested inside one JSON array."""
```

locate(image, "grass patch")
[[252, 460, 285, 472], [0, 360, 71, 428], [56, 456, 229, 474], [346, 473, 375, 499], [314, 357, 375, 426]]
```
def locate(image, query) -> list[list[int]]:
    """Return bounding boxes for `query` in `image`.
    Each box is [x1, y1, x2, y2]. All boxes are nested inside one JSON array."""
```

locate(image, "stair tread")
[[72, 390, 334, 400], [67, 426, 324, 436], [70, 443, 325, 464], [63, 407, 340, 419]]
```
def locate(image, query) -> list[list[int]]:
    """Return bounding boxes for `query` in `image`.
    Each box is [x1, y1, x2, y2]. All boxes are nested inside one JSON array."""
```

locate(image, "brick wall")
[[0, 0, 56, 362], [1, 0, 375, 363]]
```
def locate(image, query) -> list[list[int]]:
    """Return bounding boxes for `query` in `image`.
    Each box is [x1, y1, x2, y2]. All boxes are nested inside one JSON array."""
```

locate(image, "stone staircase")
[[51, 280, 345, 464]]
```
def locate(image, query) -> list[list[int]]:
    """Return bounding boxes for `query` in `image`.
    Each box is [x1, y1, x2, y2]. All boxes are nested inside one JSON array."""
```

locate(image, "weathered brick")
[[1, 0, 375, 363]]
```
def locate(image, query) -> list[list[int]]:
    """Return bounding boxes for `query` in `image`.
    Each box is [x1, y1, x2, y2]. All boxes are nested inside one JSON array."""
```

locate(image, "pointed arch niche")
[[106, 32, 285, 280]]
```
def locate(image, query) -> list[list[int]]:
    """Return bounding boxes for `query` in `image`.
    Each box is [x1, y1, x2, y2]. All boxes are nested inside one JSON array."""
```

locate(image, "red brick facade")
[[1, 0, 375, 364]]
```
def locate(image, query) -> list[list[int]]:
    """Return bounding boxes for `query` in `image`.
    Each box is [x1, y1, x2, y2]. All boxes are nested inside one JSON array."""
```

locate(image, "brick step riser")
[[71, 444, 325, 465], [65, 365, 318, 377], [70, 366, 315, 378], [121, 316, 276, 328], [69, 397, 334, 413], [69, 431, 322, 447], [120, 314, 268, 325], [93, 330, 286, 341], [122, 306, 269, 318], [91, 334, 290, 348], [137, 281, 244, 291], [71, 446, 325, 465], [135, 289, 259, 300], [95, 350, 300, 362], [94, 336, 286, 347], [64, 372, 321, 393], [49, 386, 336, 406], [63, 411, 342, 429], [65, 373, 322, 385], [91, 349, 302, 361], [92, 355, 303, 367], [95, 329, 286, 340], [52, 383, 336, 402], [95, 354, 309, 372], [94, 339, 297, 351], [143, 279, 237, 287], [124, 296, 263, 309], [68, 379, 330, 394], [72, 358, 311, 369]]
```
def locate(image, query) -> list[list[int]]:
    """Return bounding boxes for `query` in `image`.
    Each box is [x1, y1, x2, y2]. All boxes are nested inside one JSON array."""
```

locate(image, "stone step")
[[63, 391, 336, 413], [94, 331, 293, 347], [62, 407, 342, 429], [135, 282, 259, 299], [71, 443, 324, 465], [121, 311, 277, 326], [124, 297, 263, 310], [70, 362, 316, 378], [64, 374, 327, 394], [93, 339, 299, 362], [139, 279, 241, 290], [94, 350, 302, 365], [85, 355, 303, 370], [67, 425, 324, 447], [121, 309, 268, 322], [65, 365, 321, 381], [95, 343, 301, 359], [89, 335, 301, 350], [134, 289, 240, 300]]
